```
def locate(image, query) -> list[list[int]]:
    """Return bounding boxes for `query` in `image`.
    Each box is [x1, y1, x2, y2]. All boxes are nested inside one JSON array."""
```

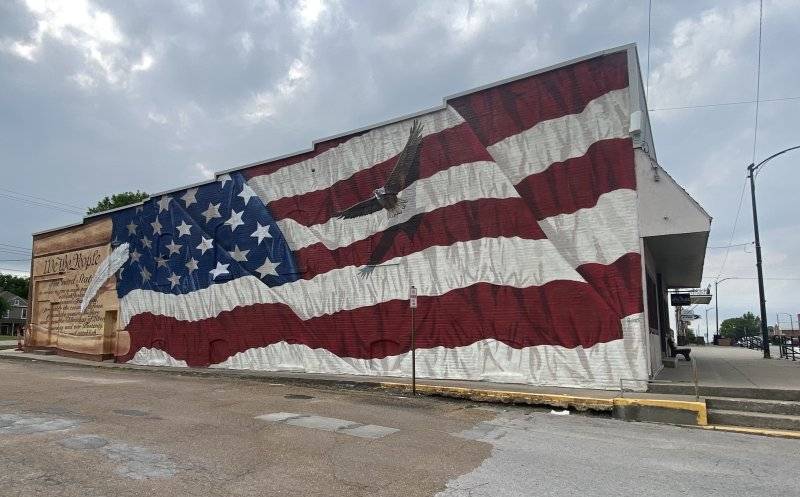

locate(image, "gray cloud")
[[1, 0, 798, 329]]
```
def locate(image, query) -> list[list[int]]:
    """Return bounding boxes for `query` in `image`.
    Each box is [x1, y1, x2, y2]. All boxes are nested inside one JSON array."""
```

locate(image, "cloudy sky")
[[1, 0, 799, 332]]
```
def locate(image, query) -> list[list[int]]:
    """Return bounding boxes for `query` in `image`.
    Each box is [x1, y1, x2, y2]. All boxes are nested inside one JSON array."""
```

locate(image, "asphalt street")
[[1, 359, 798, 497]]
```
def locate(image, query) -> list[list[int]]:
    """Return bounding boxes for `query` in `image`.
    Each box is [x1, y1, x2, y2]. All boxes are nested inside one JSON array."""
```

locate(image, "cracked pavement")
[[1, 359, 799, 496], [0, 359, 491, 496]]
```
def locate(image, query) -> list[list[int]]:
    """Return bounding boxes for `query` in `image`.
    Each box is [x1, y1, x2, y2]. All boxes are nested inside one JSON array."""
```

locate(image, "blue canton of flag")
[[111, 172, 299, 297]]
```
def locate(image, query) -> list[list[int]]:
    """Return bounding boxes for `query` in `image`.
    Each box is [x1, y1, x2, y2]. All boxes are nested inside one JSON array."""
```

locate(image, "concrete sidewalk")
[[655, 346, 800, 389]]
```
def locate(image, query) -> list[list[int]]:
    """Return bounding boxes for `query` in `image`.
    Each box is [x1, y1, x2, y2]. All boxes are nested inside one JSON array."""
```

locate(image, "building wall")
[[31, 47, 652, 389], [1, 292, 28, 335], [28, 217, 118, 359]]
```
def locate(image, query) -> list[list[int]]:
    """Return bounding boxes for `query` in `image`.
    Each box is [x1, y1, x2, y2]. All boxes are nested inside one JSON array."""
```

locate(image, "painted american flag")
[[114, 50, 647, 388]]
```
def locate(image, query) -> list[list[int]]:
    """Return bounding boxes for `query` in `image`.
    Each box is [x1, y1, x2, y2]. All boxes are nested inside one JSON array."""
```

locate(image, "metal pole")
[[748, 164, 770, 358], [714, 280, 719, 340], [705, 307, 710, 345], [411, 300, 416, 396]]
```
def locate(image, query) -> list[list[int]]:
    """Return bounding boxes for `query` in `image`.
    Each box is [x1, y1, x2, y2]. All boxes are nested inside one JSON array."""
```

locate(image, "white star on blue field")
[[111, 173, 299, 297]]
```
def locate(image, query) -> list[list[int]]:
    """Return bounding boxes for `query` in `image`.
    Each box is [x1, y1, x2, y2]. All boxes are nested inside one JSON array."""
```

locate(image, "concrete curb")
[[380, 382, 615, 412], [381, 382, 709, 426], [698, 424, 800, 440], [613, 398, 707, 426]]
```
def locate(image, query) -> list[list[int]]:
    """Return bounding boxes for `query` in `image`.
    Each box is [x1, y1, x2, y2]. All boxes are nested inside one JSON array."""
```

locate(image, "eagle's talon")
[[358, 266, 375, 278]]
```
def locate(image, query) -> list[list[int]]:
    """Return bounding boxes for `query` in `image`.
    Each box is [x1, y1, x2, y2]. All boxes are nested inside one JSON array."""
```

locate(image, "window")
[[21, 308, 26, 319]]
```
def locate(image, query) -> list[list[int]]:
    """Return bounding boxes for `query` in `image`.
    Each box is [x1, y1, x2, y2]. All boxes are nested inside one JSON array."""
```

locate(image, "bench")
[[667, 338, 691, 361]]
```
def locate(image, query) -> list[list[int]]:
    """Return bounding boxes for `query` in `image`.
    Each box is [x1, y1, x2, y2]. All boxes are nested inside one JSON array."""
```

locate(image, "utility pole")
[[747, 163, 770, 358], [745, 145, 800, 359]]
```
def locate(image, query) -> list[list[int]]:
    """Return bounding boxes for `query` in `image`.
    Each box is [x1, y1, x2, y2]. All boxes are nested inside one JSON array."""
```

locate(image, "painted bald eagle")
[[336, 120, 424, 219]]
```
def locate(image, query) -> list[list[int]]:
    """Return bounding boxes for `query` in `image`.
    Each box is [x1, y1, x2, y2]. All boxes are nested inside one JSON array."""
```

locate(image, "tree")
[[0, 296, 8, 319], [87, 191, 148, 215], [719, 312, 761, 339], [0, 274, 29, 299], [684, 324, 696, 342]]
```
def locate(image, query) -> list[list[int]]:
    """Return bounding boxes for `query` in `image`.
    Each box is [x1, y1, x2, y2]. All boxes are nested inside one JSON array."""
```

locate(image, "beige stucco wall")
[[29, 217, 120, 358]]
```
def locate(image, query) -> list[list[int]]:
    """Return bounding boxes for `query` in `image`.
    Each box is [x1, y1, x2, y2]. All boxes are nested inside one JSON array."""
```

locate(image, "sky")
[[1, 0, 799, 333]]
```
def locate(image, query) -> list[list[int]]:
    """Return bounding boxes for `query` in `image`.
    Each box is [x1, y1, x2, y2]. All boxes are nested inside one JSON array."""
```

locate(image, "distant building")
[[0, 290, 27, 335]]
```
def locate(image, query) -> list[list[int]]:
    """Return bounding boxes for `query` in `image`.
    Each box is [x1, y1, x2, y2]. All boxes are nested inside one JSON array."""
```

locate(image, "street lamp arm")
[[751, 144, 800, 171]]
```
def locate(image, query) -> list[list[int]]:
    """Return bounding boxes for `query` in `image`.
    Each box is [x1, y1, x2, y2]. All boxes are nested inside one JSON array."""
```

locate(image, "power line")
[[648, 95, 800, 112], [0, 250, 30, 258], [751, 0, 764, 164], [0, 242, 29, 250], [0, 259, 30, 262], [0, 192, 83, 215], [0, 187, 83, 210], [707, 242, 753, 250], [0, 245, 29, 253], [0, 267, 29, 274], [714, 177, 749, 281]]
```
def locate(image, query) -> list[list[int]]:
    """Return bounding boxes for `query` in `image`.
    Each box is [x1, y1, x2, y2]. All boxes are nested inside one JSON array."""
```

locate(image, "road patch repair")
[[57, 376, 140, 385], [0, 413, 80, 435], [1, 411, 179, 480], [256, 412, 399, 439], [58, 435, 178, 480]]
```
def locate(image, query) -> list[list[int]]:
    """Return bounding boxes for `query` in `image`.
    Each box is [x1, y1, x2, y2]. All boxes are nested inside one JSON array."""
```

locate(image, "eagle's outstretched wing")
[[385, 120, 424, 194], [336, 196, 383, 219]]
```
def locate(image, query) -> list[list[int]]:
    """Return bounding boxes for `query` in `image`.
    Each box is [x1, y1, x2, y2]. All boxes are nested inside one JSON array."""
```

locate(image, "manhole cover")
[[112, 409, 149, 417], [284, 394, 314, 400]]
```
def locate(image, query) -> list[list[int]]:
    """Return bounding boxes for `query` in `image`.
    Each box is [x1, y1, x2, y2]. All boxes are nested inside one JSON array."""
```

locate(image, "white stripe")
[[278, 160, 519, 251], [129, 314, 648, 391], [537, 189, 639, 268], [247, 106, 465, 202], [278, 175, 638, 271], [487, 88, 630, 185], [120, 236, 584, 327], [270, 89, 630, 254]]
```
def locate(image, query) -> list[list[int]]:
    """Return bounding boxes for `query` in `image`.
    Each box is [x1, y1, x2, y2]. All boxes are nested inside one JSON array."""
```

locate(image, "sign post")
[[409, 285, 417, 395]]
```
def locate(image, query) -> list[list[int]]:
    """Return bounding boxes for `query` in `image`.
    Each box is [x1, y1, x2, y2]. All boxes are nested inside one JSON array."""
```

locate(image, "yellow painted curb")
[[613, 398, 708, 426], [380, 382, 615, 412], [380, 383, 709, 426], [700, 425, 800, 440]]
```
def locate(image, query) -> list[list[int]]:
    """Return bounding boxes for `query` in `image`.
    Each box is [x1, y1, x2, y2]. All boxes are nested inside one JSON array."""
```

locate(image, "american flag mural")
[[113, 51, 648, 389]]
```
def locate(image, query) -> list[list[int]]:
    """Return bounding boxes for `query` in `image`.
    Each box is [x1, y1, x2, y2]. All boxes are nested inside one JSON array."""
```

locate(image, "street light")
[[714, 277, 740, 338], [777, 312, 795, 334], [747, 145, 800, 359]]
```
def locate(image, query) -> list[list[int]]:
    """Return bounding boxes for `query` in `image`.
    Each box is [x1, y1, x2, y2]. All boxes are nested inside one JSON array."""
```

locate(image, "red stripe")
[[295, 197, 546, 278], [265, 122, 493, 226], [515, 138, 636, 219], [120, 277, 633, 367], [578, 252, 643, 319], [448, 51, 629, 146], [242, 132, 365, 179]]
